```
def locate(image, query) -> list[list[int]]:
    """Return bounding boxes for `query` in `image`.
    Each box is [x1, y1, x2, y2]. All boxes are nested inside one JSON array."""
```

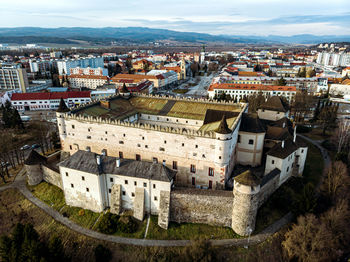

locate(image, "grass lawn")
[[255, 138, 324, 233], [172, 88, 189, 94], [146, 216, 239, 240], [28, 181, 66, 211], [302, 127, 331, 141], [61, 205, 101, 229]]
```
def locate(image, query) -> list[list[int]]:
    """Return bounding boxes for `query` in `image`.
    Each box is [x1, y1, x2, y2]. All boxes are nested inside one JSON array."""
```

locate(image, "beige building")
[[0, 67, 29, 92]]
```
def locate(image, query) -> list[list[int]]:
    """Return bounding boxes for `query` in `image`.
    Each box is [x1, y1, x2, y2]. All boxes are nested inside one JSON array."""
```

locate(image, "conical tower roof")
[[234, 170, 261, 187], [120, 83, 129, 93], [24, 150, 47, 165], [215, 115, 231, 134], [56, 98, 70, 113]]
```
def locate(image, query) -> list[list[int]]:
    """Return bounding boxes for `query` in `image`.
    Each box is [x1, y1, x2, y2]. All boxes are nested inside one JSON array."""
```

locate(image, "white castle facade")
[[26, 92, 308, 236]]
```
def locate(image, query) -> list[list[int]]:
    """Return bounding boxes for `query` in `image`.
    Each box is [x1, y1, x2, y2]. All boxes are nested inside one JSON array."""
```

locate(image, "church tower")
[[180, 57, 186, 80]]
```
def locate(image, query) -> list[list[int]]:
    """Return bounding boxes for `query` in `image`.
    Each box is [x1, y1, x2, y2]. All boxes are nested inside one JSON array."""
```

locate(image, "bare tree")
[[332, 119, 350, 153]]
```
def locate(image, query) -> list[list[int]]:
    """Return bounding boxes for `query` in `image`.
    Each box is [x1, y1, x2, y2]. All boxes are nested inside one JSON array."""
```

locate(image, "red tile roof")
[[11, 91, 91, 101]]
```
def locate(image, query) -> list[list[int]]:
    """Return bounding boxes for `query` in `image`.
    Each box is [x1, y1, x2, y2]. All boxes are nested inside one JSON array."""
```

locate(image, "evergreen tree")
[[94, 244, 112, 262]]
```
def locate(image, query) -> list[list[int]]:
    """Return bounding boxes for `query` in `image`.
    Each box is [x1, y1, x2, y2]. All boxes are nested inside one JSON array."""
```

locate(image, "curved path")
[[0, 135, 328, 247]]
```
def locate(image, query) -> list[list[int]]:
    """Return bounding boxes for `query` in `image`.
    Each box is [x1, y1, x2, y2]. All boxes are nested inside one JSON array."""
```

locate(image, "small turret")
[[119, 83, 131, 97], [215, 115, 231, 135], [24, 150, 46, 186], [56, 98, 69, 143]]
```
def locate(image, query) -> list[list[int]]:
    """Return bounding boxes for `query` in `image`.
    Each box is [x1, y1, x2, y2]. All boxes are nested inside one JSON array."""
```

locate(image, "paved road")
[[0, 135, 329, 247]]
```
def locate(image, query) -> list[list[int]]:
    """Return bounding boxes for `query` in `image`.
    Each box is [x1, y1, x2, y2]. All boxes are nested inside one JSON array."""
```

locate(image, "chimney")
[[162, 160, 166, 166], [96, 155, 101, 165], [281, 140, 285, 148], [293, 125, 297, 143], [116, 158, 120, 168]]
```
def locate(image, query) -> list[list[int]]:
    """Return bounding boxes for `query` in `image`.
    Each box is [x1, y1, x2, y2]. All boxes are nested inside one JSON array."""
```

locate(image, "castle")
[[25, 92, 308, 236]]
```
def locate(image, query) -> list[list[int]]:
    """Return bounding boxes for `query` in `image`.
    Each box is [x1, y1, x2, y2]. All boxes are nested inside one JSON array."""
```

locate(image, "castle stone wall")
[[158, 190, 171, 229], [110, 184, 122, 214], [133, 187, 145, 221], [170, 188, 233, 227], [25, 164, 43, 186], [42, 165, 62, 189]]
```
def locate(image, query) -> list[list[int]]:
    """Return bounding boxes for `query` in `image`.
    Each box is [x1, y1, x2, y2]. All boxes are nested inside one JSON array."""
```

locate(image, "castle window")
[[148, 116, 150, 119], [153, 157, 158, 163], [153, 184, 156, 189], [209, 180, 213, 189], [123, 134, 126, 137], [122, 191, 126, 196], [72, 125, 75, 129], [301, 149, 304, 153], [202, 154, 206, 158], [143, 182, 147, 187], [87, 136, 91, 139], [82, 176, 85, 181], [219, 156, 222, 159], [195, 145, 198, 148], [238, 135, 241, 143], [88, 128, 91, 132], [192, 177, 196, 185], [249, 139, 254, 145], [119, 141, 124, 144], [137, 144, 141, 147], [86, 187, 89, 192], [159, 147, 165, 151], [287, 167, 289, 172], [65, 172, 68, 177], [166, 118, 169, 121], [119, 152, 123, 159], [145, 145, 148, 148], [69, 145, 72, 150], [142, 136, 144, 140], [190, 165, 196, 173], [272, 160, 275, 164], [164, 140, 167, 144], [105, 131, 108, 134], [182, 143, 184, 147], [173, 161, 177, 170], [71, 184, 74, 188], [132, 192, 135, 197], [125, 180, 128, 185], [110, 178, 113, 183], [154, 196, 158, 201], [108, 188, 111, 193], [136, 154, 141, 161], [209, 167, 214, 177], [134, 181, 137, 186]]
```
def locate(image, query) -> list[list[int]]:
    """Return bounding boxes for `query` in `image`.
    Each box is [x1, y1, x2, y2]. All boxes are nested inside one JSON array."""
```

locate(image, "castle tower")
[[56, 98, 70, 146], [200, 45, 205, 64], [180, 57, 186, 80], [24, 150, 46, 186], [231, 170, 261, 236], [214, 115, 232, 187]]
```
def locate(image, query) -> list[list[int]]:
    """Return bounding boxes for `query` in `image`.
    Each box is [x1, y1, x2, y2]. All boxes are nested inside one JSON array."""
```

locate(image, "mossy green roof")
[[234, 170, 261, 186]]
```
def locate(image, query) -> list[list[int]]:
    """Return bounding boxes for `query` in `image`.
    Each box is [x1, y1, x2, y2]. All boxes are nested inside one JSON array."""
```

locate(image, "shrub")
[[97, 212, 119, 234], [296, 125, 311, 133], [78, 209, 85, 216], [118, 215, 138, 233]]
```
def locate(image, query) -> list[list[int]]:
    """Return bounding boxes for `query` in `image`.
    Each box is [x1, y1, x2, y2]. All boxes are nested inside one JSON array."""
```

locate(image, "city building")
[[208, 83, 296, 102], [0, 66, 29, 92], [11, 91, 91, 111], [67, 75, 109, 89], [57, 57, 104, 75], [69, 67, 108, 76]]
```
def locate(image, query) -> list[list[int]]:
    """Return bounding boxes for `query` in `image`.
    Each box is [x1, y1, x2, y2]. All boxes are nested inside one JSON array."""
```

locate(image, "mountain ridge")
[[0, 27, 349, 45]]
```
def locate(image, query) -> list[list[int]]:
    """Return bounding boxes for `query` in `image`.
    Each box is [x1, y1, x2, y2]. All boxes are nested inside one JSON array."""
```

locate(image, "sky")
[[0, 0, 349, 36]]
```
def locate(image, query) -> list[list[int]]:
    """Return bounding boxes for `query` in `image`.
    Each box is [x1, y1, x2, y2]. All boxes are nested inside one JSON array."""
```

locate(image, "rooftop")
[[59, 150, 176, 182], [73, 94, 242, 122]]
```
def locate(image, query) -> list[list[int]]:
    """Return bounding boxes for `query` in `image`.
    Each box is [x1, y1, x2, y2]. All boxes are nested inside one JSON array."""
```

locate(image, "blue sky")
[[1, 0, 349, 36]]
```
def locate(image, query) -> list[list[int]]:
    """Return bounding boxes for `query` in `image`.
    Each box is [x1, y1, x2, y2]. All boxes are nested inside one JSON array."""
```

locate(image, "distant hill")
[[0, 27, 349, 45]]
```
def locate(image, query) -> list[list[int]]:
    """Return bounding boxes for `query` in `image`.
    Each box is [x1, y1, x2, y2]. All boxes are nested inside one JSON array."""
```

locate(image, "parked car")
[[20, 145, 30, 150], [31, 144, 40, 149]]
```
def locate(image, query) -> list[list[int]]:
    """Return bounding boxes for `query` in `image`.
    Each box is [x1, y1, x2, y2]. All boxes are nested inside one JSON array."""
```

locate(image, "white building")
[[208, 83, 296, 102], [11, 91, 91, 111], [69, 67, 108, 76], [68, 75, 109, 89], [58, 150, 175, 213]]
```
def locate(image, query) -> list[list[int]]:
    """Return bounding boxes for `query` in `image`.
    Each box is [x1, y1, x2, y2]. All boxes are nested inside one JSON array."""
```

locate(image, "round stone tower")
[[214, 115, 232, 187], [56, 97, 70, 143], [231, 170, 261, 236], [24, 150, 46, 186]]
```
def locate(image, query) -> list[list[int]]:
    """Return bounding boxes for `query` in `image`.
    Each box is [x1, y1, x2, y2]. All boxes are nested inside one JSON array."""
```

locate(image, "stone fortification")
[[170, 188, 233, 227]]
